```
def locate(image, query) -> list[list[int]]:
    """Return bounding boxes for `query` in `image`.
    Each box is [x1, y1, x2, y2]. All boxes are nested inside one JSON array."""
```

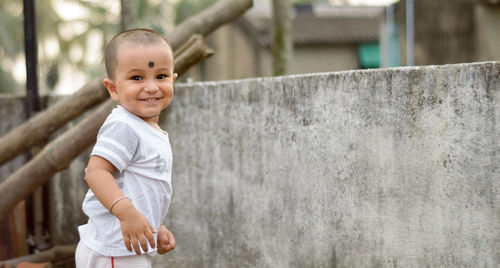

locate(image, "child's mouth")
[[140, 97, 161, 102]]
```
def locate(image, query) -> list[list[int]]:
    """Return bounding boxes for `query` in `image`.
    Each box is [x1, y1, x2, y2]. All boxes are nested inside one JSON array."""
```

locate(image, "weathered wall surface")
[[158, 62, 499, 267], [0, 96, 29, 181], [0, 62, 498, 267], [0, 95, 91, 247]]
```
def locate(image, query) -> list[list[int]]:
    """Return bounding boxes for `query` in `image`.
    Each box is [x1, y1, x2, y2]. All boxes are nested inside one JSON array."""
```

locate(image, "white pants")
[[75, 241, 152, 268]]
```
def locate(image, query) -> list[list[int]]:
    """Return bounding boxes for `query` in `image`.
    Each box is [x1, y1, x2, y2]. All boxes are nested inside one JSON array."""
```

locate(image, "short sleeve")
[[91, 120, 139, 173]]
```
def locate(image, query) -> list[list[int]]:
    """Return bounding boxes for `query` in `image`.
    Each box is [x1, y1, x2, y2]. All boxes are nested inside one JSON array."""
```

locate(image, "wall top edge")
[[0, 62, 498, 100], [175, 61, 499, 88]]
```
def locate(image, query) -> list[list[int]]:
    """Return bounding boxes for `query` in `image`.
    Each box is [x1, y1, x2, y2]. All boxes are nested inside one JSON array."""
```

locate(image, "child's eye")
[[131, 76, 142, 81], [157, 74, 168, 79]]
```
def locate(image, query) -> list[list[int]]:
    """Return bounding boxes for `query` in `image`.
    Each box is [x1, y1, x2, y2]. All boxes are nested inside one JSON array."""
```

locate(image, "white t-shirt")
[[78, 105, 173, 256]]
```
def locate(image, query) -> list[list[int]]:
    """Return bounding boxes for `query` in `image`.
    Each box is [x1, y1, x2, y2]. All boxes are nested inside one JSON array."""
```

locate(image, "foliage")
[[0, 0, 337, 94], [292, 0, 331, 3], [0, 0, 172, 94], [135, 0, 175, 35], [0, 1, 24, 93], [0, 0, 116, 93], [174, 0, 218, 25]]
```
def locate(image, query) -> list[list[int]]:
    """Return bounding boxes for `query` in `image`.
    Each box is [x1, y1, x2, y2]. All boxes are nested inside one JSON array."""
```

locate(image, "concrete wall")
[[0, 95, 28, 181], [0, 95, 91, 248], [0, 62, 498, 267], [158, 62, 499, 267]]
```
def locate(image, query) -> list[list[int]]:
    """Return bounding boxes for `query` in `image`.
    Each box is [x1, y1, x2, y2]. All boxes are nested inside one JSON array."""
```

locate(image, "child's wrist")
[[109, 196, 130, 213], [110, 198, 137, 220]]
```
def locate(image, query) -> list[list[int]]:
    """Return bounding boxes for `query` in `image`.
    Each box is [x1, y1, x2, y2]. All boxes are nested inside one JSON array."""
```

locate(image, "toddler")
[[76, 28, 178, 268]]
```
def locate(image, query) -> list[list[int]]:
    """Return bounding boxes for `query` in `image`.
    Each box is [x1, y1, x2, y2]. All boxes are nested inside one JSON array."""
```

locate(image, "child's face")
[[104, 42, 177, 124]]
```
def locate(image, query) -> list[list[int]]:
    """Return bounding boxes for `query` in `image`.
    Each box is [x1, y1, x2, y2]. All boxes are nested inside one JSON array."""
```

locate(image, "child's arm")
[[85, 155, 157, 255], [157, 224, 175, 254]]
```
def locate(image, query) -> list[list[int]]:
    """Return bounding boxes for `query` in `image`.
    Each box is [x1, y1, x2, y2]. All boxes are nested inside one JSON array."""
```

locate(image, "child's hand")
[[85, 157, 156, 255], [157, 224, 175, 254], [114, 200, 157, 255]]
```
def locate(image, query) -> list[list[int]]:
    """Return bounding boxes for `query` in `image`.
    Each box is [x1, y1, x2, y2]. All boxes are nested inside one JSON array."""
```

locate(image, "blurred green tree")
[[0, 0, 172, 94], [0, 1, 24, 93], [174, 0, 218, 25], [173, 0, 333, 26], [0, 0, 335, 94]]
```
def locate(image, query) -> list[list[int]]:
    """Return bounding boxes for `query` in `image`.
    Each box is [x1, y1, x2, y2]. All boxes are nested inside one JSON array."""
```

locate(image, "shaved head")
[[105, 28, 172, 79]]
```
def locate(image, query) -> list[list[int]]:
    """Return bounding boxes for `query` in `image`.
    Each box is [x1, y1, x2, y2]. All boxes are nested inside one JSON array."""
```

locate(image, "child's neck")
[[140, 115, 163, 132]]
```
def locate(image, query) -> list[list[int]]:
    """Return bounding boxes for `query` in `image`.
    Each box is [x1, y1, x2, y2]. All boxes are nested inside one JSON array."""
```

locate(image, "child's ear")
[[173, 73, 178, 82], [103, 78, 119, 101]]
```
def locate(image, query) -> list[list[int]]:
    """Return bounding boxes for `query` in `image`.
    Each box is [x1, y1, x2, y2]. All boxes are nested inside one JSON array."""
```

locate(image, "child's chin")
[[139, 107, 162, 115], [140, 113, 160, 119]]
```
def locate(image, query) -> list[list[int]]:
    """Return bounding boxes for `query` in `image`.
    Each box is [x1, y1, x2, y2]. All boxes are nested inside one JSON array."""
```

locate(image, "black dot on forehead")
[[148, 61, 154, 68]]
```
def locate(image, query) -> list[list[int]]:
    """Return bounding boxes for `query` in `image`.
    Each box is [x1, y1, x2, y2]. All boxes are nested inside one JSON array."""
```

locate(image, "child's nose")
[[144, 80, 159, 92]]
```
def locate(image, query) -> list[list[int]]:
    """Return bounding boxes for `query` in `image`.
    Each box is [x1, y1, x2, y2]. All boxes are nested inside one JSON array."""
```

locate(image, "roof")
[[240, 3, 384, 46]]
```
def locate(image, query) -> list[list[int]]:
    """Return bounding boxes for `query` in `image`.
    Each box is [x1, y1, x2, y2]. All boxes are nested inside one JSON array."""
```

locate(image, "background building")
[[395, 0, 500, 66], [184, 3, 386, 81]]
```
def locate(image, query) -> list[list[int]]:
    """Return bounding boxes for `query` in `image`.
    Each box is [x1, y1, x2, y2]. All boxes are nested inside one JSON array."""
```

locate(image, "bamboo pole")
[[0, 35, 213, 220], [0, 0, 252, 167], [0, 99, 115, 222], [0, 78, 107, 167], [120, 0, 137, 31], [0, 244, 76, 268], [173, 35, 214, 75], [167, 0, 253, 50]]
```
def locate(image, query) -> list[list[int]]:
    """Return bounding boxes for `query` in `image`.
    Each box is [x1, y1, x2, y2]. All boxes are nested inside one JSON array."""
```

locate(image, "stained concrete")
[[0, 62, 498, 267], [0, 96, 28, 181], [158, 62, 499, 267]]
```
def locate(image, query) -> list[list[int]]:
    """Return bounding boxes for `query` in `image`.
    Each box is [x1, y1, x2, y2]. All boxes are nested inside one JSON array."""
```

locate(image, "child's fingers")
[[167, 230, 176, 249], [123, 233, 133, 252], [146, 229, 156, 249], [131, 237, 142, 255], [166, 243, 175, 252], [150, 223, 157, 234], [162, 229, 175, 252], [157, 243, 166, 254], [140, 235, 150, 254], [159, 242, 171, 254]]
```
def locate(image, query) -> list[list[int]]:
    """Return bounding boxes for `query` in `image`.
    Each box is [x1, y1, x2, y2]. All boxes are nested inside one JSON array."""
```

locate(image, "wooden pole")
[[0, 35, 213, 220], [0, 244, 76, 268], [23, 0, 40, 118], [0, 99, 116, 222], [173, 35, 214, 75], [0, 78, 108, 167], [271, 0, 292, 76], [120, 0, 137, 31], [167, 0, 253, 50], [20, 0, 39, 257], [0, 0, 253, 168]]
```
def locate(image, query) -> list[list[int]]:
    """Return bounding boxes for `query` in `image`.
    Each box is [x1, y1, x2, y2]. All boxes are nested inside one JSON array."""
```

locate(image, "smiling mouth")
[[140, 97, 162, 102]]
